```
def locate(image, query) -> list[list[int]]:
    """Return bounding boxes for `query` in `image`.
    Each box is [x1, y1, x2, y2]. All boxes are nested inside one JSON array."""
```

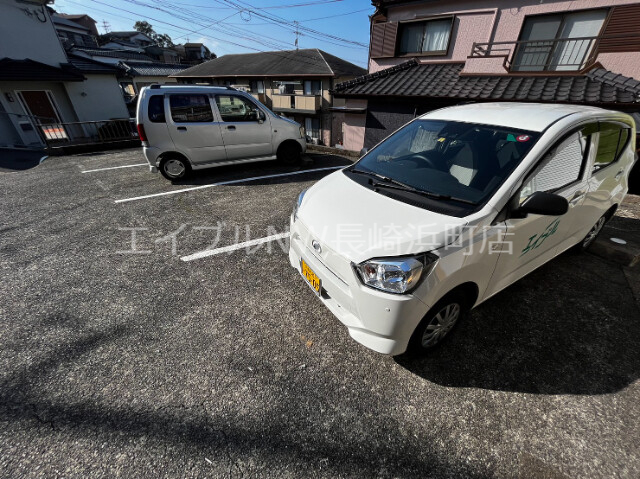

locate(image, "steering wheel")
[[411, 153, 438, 169]]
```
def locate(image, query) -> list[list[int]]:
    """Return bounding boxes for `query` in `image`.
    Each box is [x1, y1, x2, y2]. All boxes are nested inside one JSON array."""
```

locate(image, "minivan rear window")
[[148, 95, 165, 123], [169, 94, 213, 123]]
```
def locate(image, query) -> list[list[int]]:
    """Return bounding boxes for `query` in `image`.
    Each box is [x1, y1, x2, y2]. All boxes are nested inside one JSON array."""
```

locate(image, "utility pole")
[[294, 21, 299, 50], [101, 20, 110, 33]]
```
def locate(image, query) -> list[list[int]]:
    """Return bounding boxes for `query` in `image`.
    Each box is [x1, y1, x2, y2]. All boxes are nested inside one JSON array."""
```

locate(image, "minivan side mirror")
[[258, 110, 266, 123], [514, 191, 569, 217], [359, 147, 368, 157]]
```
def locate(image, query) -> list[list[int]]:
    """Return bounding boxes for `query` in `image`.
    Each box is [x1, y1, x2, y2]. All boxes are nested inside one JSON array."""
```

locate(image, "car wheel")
[[160, 156, 190, 181], [580, 214, 606, 250], [277, 142, 301, 165], [406, 293, 468, 355]]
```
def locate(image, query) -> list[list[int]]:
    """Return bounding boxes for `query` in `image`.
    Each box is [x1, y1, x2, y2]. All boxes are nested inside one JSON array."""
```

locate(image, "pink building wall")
[[370, 0, 640, 79]]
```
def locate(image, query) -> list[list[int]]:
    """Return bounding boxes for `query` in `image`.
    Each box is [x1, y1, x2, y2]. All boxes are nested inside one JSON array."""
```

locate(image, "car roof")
[[420, 102, 615, 132]]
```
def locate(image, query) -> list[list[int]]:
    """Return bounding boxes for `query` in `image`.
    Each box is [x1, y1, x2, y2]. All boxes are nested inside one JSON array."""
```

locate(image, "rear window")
[[148, 95, 165, 123], [169, 94, 213, 123], [594, 122, 631, 171]]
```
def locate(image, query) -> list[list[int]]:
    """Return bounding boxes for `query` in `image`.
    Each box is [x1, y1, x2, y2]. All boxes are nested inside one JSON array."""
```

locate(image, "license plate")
[[300, 259, 321, 295]]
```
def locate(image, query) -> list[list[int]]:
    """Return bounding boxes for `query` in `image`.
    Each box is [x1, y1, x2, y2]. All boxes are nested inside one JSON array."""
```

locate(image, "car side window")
[[594, 122, 631, 172], [148, 95, 165, 123], [215, 95, 263, 122], [169, 94, 213, 123], [519, 131, 588, 203]]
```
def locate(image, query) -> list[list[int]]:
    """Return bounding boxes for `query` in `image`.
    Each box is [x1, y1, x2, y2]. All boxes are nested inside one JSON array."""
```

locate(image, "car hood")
[[297, 170, 468, 263]]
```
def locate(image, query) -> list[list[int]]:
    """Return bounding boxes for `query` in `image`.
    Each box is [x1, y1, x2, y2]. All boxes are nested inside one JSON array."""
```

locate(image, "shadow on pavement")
[[0, 148, 46, 172], [396, 250, 640, 395], [167, 154, 352, 187]]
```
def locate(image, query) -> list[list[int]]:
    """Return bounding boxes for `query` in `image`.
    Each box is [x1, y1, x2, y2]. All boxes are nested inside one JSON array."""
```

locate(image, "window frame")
[[513, 8, 610, 71], [396, 15, 454, 57]]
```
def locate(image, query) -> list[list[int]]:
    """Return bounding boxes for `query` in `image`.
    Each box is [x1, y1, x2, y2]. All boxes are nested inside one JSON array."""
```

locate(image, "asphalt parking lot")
[[1, 149, 639, 478]]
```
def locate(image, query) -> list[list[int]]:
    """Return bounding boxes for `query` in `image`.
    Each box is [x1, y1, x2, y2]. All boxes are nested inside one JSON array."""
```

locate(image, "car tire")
[[577, 214, 607, 251], [159, 156, 190, 181], [277, 142, 301, 165], [405, 292, 468, 355]]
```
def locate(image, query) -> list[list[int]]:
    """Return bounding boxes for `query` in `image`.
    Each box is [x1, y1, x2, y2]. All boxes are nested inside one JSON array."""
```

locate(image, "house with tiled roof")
[[173, 48, 366, 146], [0, 0, 130, 149], [333, 0, 640, 185]]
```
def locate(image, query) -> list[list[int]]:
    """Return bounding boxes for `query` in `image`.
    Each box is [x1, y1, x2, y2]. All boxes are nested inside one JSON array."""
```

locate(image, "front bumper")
[[289, 217, 430, 355]]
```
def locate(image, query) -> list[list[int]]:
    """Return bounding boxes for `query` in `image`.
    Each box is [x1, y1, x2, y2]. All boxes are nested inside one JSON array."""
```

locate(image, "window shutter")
[[370, 22, 398, 58], [598, 5, 640, 53]]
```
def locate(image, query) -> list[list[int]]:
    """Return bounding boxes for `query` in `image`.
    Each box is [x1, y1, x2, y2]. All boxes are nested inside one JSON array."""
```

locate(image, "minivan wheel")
[[580, 215, 606, 250], [406, 293, 468, 355], [277, 142, 301, 165], [160, 156, 190, 180]]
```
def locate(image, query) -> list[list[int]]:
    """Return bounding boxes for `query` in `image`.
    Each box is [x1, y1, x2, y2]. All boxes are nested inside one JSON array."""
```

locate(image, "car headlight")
[[354, 253, 437, 294], [293, 189, 307, 222], [299, 126, 305, 139]]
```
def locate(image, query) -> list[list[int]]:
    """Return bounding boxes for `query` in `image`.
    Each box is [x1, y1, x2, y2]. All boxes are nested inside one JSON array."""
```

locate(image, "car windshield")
[[352, 119, 541, 206]]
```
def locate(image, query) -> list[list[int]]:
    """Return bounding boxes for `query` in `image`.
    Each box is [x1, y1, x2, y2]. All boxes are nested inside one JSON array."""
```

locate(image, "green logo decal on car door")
[[520, 219, 561, 256]]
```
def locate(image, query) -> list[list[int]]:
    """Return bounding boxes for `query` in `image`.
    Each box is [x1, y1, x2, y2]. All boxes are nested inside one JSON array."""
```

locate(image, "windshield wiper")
[[350, 168, 477, 205], [370, 180, 477, 205]]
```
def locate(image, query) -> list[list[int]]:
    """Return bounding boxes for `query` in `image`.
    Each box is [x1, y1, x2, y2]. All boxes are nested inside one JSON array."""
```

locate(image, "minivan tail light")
[[136, 124, 148, 143]]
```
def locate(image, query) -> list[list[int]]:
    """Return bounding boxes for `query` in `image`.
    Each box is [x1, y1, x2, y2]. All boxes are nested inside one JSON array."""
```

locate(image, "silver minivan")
[[136, 85, 307, 180]]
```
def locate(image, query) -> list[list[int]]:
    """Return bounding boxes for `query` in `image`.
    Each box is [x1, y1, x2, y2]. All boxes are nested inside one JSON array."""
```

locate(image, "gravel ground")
[[0, 149, 638, 478]]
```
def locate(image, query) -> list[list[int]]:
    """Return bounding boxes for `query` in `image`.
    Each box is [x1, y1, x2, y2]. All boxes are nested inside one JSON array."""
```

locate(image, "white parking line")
[[180, 232, 290, 261], [82, 163, 148, 173], [114, 166, 344, 204]]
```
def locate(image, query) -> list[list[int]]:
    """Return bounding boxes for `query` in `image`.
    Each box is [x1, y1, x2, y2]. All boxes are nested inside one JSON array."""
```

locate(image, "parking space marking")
[[81, 163, 148, 173], [114, 166, 344, 204], [180, 232, 290, 261]]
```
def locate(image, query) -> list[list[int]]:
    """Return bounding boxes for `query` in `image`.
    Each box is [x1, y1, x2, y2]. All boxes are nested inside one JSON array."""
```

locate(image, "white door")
[[166, 93, 226, 165], [485, 129, 592, 297], [214, 94, 272, 161]]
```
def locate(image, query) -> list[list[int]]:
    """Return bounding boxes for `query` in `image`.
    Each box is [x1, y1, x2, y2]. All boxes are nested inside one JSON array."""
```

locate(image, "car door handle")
[[615, 170, 624, 180], [570, 191, 585, 204], [227, 125, 236, 131], [177, 126, 187, 131]]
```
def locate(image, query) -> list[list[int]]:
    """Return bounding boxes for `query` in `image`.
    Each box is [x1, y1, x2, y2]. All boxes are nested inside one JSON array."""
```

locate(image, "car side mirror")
[[257, 110, 265, 124], [514, 191, 568, 218], [359, 147, 368, 158]]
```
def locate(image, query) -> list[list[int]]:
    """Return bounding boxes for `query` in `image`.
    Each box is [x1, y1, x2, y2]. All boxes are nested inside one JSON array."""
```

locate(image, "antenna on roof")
[[101, 20, 110, 33]]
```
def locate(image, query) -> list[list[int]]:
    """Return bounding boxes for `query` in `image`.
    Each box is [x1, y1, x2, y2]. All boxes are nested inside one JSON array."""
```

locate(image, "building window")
[[304, 80, 322, 95], [513, 10, 607, 71], [305, 117, 321, 140], [169, 94, 213, 123], [249, 80, 264, 94], [398, 17, 453, 55], [119, 82, 136, 101]]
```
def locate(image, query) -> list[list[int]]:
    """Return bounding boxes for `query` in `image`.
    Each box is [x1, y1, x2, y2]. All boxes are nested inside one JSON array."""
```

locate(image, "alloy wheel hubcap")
[[165, 159, 185, 177], [422, 303, 461, 348], [583, 217, 605, 248]]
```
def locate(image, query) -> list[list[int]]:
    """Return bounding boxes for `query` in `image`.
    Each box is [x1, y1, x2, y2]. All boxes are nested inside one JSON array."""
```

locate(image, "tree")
[[134, 21, 174, 47]]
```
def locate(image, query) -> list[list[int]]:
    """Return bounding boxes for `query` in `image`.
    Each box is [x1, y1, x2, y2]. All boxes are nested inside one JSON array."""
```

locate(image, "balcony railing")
[[272, 94, 321, 113], [471, 36, 604, 72]]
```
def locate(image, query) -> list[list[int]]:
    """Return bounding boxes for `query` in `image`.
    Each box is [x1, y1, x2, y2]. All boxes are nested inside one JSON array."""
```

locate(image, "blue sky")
[[53, 0, 373, 67]]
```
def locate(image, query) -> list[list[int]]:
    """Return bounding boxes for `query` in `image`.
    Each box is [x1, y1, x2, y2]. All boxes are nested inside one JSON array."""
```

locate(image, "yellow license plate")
[[300, 259, 321, 295]]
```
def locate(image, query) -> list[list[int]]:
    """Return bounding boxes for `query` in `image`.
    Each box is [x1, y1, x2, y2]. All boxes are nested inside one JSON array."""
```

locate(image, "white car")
[[289, 103, 636, 355], [136, 85, 306, 180]]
